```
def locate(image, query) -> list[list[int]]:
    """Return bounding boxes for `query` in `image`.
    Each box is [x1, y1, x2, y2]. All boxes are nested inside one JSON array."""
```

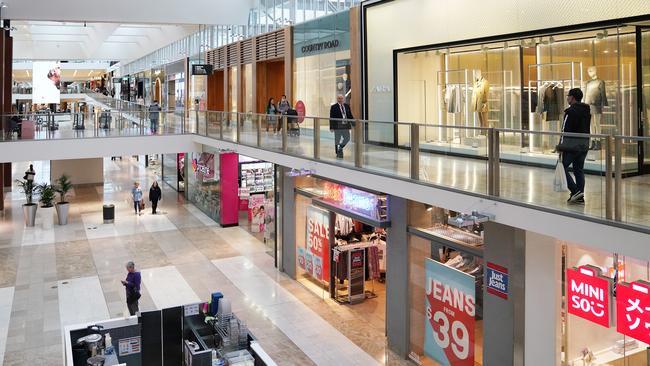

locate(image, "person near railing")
[[277, 95, 291, 133], [266, 97, 278, 133], [148, 101, 161, 135], [329, 94, 354, 159], [557, 88, 591, 205]]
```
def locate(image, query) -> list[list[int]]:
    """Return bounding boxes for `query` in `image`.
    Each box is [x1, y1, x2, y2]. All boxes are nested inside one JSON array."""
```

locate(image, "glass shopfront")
[[162, 153, 185, 192], [293, 11, 351, 118], [408, 202, 485, 366], [187, 149, 220, 221], [388, 23, 650, 172], [238, 156, 276, 256]]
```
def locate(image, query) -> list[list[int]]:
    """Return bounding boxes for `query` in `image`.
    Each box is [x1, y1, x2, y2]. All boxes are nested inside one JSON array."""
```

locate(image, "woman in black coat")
[[149, 181, 162, 214]]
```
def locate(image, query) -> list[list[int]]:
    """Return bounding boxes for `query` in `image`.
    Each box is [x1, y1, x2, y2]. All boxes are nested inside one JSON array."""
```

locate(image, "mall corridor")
[[0, 158, 404, 366]]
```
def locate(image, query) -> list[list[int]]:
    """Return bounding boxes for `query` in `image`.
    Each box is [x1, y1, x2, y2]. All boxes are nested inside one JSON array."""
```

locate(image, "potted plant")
[[36, 183, 56, 229], [55, 174, 73, 225], [15, 179, 37, 227]]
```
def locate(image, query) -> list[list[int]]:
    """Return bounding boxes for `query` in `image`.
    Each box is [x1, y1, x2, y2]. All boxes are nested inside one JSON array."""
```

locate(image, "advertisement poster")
[[249, 194, 266, 233], [306, 206, 330, 280], [297, 247, 306, 270], [32, 61, 61, 104], [425, 258, 475, 366], [616, 281, 650, 344]]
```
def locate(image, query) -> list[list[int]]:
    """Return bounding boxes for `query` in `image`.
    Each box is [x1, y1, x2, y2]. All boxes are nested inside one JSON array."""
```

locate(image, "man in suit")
[[329, 94, 354, 159]]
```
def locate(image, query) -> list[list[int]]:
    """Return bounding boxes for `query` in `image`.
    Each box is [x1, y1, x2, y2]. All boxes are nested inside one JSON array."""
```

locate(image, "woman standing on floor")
[[149, 181, 162, 214], [131, 181, 143, 215]]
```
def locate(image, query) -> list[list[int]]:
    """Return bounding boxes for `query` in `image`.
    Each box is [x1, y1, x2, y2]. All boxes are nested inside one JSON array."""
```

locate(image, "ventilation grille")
[[255, 29, 285, 61], [227, 44, 239, 66]]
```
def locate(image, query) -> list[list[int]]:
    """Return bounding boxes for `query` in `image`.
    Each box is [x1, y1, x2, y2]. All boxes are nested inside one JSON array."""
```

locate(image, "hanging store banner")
[[486, 262, 509, 300], [616, 281, 650, 344], [305, 205, 330, 281], [567, 265, 613, 328], [424, 258, 475, 366]]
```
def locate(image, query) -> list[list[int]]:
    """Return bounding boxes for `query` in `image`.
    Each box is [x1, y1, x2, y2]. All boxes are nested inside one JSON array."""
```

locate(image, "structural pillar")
[[386, 195, 409, 357], [482, 222, 526, 366], [280, 166, 296, 278]]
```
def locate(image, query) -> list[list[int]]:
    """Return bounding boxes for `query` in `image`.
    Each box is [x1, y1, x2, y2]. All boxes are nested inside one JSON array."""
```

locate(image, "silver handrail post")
[[236, 113, 241, 143], [487, 128, 500, 196], [410, 123, 420, 180], [605, 135, 613, 220], [282, 115, 288, 152], [614, 136, 622, 221], [314, 117, 321, 160], [219, 112, 223, 140], [354, 119, 363, 168], [257, 114, 262, 147]]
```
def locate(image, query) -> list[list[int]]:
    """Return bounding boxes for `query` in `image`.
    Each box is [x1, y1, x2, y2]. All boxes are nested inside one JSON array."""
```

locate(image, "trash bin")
[[103, 204, 115, 223]]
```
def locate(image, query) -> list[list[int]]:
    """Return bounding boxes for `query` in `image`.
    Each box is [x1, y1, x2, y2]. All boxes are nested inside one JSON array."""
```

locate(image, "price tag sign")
[[566, 265, 613, 327], [424, 258, 475, 366]]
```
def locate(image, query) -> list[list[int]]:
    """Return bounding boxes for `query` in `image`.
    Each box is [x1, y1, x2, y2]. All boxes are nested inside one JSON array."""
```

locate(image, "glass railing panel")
[[360, 120, 410, 178], [498, 130, 607, 220], [206, 111, 223, 138], [286, 115, 313, 157], [317, 117, 355, 168], [238, 113, 257, 146], [418, 124, 489, 194], [619, 136, 650, 227], [220, 112, 237, 142]]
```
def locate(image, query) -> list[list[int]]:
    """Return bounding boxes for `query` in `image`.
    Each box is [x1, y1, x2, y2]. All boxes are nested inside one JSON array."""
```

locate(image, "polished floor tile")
[[184, 204, 218, 227], [141, 266, 201, 310], [57, 276, 110, 328], [0, 287, 14, 366]]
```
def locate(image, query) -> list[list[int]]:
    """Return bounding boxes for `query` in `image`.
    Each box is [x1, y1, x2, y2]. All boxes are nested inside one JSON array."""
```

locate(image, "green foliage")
[[36, 183, 56, 208], [55, 174, 73, 203], [14, 179, 36, 205]]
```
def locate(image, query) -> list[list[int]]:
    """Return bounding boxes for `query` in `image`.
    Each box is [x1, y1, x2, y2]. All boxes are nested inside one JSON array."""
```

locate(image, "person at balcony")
[[329, 94, 354, 159], [131, 181, 143, 215], [149, 181, 162, 215], [149, 101, 161, 135], [277, 95, 291, 133], [266, 98, 278, 133], [558, 88, 591, 205]]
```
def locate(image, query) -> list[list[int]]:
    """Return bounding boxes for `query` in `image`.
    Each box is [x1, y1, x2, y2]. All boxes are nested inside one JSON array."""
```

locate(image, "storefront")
[[162, 153, 185, 192], [150, 68, 165, 106], [293, 10, 353, 119], [166, 59, 188, 114], [292, 176, 389, 318], [364, 0, 650, 173], [238, 156, 276, 255]]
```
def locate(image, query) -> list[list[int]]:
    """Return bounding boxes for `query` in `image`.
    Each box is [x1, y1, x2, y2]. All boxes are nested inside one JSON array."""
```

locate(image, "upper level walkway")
[[2, 94, 649, 246]]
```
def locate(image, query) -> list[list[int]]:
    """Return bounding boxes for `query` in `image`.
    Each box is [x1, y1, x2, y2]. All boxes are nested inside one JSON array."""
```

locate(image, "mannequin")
[[584, 66, 607, 150], [471, 70, 490, 130]]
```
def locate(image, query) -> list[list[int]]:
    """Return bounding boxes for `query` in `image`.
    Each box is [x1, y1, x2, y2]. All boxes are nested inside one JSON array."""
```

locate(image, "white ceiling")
[[1, 0, 253, 25], [12, 21, 199, 62]]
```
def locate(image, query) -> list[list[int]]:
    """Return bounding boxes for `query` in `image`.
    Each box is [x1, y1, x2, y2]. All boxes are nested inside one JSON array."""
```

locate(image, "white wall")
[[365, 0, 650, 124], [51, 158, 104, 185]]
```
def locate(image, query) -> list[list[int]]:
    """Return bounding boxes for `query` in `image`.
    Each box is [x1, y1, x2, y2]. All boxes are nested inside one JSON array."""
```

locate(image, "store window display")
[[239, 158, 276, 255]]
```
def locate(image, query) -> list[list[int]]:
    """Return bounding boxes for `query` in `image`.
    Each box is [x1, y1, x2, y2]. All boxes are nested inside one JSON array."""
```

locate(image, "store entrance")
[[294, 177, 390, 332], [255, 59, 285, 113], [639, 26, 650, 173]]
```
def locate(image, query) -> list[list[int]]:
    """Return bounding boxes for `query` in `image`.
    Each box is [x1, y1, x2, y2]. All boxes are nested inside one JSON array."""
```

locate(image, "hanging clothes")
[[335, 215, 354, 236], [445, 85, 462, 114], [368, 246, 380, 280]]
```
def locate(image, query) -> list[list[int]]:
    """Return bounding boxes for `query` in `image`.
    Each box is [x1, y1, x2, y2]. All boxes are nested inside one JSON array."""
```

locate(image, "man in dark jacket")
[[559, 88, 591, 204], [329, 94, 354, 159]]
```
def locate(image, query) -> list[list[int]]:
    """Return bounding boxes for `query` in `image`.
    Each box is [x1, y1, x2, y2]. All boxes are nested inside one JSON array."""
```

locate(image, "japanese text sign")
[[567, 265, 613, 328], [617, 280, 650, 343]]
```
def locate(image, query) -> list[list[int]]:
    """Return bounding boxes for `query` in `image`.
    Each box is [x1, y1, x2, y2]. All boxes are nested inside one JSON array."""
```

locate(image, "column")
[[386, 195, 409, 357], [524, 232, 562, 365], [280, 166, 296, 278], [482, 222, 526, 366]]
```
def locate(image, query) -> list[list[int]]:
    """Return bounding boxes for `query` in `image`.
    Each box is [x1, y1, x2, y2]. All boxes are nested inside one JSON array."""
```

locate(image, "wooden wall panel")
[[255, 60, 285, 114], [349, 6, 362, 120], [207, 70, 225, 111]]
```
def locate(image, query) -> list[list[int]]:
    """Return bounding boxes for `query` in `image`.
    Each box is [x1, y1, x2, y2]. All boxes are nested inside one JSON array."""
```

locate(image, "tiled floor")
[[0, 157, 406, 366]]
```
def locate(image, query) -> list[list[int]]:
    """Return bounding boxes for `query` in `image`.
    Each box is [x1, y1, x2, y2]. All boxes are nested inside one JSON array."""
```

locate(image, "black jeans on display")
[[334, 130, 351, 153], [562, 150, 588, 195]]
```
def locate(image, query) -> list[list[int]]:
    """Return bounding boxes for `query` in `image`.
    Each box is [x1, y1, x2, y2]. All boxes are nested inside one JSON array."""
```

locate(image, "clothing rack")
[[332, 241, 380, 304]]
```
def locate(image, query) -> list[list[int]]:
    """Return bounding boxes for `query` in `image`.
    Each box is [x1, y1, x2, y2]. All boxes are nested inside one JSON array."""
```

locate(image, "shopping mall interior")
[[1, 1, 650, 365]]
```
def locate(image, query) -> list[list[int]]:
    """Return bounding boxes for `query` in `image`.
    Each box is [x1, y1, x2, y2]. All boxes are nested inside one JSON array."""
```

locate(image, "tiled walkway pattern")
[[0, 158, 407, 366]]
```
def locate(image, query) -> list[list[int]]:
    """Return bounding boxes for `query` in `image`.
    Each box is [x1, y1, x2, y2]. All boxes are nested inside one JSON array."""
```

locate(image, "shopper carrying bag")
[[554, 155, 568, 192]]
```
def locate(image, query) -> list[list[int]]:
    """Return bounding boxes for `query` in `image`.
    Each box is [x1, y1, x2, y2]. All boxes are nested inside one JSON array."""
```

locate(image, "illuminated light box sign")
[[298, 205, 330, 281], [617, 280, 650, 344], [322, 182, 384, 220], [567, 265, 614, 328]]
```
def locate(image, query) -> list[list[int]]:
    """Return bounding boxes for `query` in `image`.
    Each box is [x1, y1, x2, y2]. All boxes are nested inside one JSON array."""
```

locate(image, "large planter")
[[55, 202, 70, 225], [23, 203, 37, 227], [41, 206, 54, 229]]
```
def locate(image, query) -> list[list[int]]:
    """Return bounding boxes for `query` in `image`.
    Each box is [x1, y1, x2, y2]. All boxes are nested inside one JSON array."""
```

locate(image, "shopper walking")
[[266, 98, 277, 133], [329, 94, 354, 159], [149, 100, 161, 135], [277, 95, 291, 133], [149, 181, 162, 214], [24, 164, 36, 189], [121, 261, 141, 316], [557, 88, 591, 205], [131, 181, 143, 215]]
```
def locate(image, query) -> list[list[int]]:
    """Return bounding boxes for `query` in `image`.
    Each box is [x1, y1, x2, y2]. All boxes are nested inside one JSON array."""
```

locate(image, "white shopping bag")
[[553, 159, 568, 192]]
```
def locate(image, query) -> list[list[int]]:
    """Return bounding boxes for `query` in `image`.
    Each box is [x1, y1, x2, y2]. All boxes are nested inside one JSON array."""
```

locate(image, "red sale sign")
[[566, 265, 613, 327], [306, 206, 330, 281], [616, 281, 650, 343]]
